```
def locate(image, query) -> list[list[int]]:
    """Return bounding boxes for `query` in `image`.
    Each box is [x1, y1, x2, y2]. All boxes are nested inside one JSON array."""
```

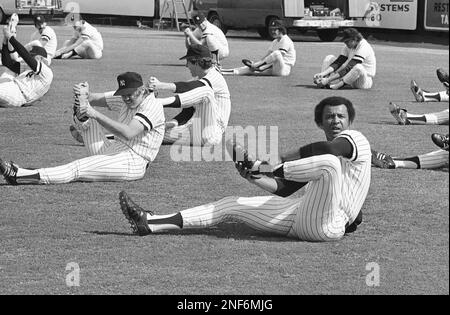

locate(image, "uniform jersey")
[[30, 26, 57, 59], [335, 130, 372, 223], [13, 60, 53, 103], [106, 93, 165, 162], [193, 21, 228, 52], [341, 39, 376, 77], [199, 67, 231, 129], [268, 35, 296, 67], [74, 22, 103, 50]]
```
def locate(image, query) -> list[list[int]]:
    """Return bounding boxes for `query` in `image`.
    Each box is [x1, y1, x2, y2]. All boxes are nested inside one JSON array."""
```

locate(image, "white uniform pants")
[[38, 120, 148, 184], [0, 79, 27, 108], [181, 154, 348, 241], [323, 55, 373, 89]]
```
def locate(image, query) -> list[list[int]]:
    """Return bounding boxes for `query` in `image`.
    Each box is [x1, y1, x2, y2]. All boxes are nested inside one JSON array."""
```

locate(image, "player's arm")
[[314, 55, 348, 79], [280, 137, 353, 163], [158, 81, 207, 108], [184, 28, 202, 46], [56, 36, 84, 55], [7, 36, 39, 72], [236, 164, 306, 197]]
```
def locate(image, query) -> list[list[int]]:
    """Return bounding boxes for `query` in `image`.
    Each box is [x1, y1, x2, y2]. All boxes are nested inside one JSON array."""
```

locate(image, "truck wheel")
[[208, 12, 227, 34], [317, 29, 339, 42]]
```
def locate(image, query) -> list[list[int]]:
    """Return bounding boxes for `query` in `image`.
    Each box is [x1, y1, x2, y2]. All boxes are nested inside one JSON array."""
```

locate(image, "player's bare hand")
[[165, 120, 179, 130], [148, 77, 160, 91], [184, 28, 192, 36], [73, 82, 90, 98]]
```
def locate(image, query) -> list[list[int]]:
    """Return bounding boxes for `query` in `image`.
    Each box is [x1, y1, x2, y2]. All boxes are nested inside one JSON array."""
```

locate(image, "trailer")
[[0, 0, 63, 23]]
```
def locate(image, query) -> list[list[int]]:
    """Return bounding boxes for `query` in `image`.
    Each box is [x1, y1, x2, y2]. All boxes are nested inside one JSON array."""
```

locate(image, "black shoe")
[[119, 191, 153, 236], [371, 150, 396, 169], [436, 68, 449, 85], [0, 159, 18, 185], [431, 133, 449, 151], [345, 211, 362, 234]]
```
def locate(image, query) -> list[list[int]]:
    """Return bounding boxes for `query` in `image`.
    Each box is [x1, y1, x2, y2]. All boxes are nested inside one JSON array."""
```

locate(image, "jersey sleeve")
[[353, 40, 369, 63], [278, 37, 291, 54], [104, 92, 124, 112], [41, 29, 52, 42], [134, 96, 164, 131], [337, 130, 371, 162]]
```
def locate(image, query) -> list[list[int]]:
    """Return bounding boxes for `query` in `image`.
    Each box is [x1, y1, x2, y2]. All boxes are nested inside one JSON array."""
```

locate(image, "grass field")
[[0, 24, 448, 295]]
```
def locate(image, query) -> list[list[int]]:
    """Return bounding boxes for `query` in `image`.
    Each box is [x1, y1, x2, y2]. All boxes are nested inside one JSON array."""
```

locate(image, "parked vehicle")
[[0, 0, 62, 23]]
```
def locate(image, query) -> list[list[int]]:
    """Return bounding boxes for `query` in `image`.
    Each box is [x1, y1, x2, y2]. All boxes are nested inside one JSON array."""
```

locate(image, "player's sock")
[[146, 212, 183, 232], [405, 113, 426, 124], [393, 157, 420, 169], [15, 168, 41, 184], [421, 92, 441, 102]]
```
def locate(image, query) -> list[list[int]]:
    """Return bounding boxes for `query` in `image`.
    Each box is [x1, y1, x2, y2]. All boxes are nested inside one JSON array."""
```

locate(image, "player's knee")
[[323, 55, 336, 66]]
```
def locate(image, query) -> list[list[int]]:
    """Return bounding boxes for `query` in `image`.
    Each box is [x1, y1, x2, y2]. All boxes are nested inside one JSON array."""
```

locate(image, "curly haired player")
[[119, 96, 371, 241], [0, 72, 165, 184]]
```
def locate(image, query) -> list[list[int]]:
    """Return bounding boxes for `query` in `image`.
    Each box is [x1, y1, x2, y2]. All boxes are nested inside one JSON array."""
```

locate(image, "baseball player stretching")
[[119, 96, 371, 241], [221, 20, 296, 77], [184, 12, 229, 65], [0, 23, 53, 108], [54, 20, 103, 60], [372, 134, 448, 170], [314, 28, 376, 90], [24, 15, 58, 64], [149, 44, 231, 146], [0, 72, 165, 185]]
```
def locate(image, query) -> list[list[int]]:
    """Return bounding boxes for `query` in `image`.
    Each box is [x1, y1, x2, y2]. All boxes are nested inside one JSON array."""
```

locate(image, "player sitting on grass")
[[0, 72, 165, 185], [54, 20, 103, 60], [410, 68, 449, 103], [148, 44, 231, 146], [0, 18, 53, 108], [221, 20, 296, 77], [119, 96, 371, 241], [371, 133, 449, 170], [313, 28, 376, 90]]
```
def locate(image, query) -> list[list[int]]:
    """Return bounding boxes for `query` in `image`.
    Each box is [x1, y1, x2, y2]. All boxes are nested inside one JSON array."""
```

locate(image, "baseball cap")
[[114, 72, 143, 96], [179, 44, 212, 60], [29, 46, 47, 58], [192, 12, 206, 25], [33, 15, 45, 25], [269, 19, 285, 29], [341, 28, 361, 41]]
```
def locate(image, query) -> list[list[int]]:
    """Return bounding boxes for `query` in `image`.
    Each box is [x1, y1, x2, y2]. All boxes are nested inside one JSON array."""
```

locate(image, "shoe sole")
[[410, 80, 424, 102], [69, 125, 84, 144], [119, 191, 139, 235], [388, 102, 406, 125]]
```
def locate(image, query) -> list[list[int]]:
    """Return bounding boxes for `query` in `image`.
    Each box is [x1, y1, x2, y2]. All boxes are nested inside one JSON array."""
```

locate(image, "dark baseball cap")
[[192, 12, 206, 25], [29, 46, 47, 58], [33, 15, 45, 25], [269, 19, 285, 29], [179, 44, 211, 60], [114, 72, 143, 96]]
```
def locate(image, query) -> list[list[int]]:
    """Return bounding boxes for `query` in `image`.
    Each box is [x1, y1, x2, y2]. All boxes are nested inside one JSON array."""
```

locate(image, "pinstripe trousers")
[[0, 79, 27, 107], [38, 120, 148, 184], [322, 55, 373, 89], [181, 154, 348, 242]]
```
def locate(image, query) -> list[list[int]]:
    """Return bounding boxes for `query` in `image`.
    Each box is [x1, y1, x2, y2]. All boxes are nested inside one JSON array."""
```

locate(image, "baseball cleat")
[[69, 125, 84, 144], [0, 159, 19, 185], [371, 150, 396, 169], [431, 133, 449, 151], [119, 191, 153, 236], [8, 13, 19, 34], [388, 102, 410, 125], [410, 80, 425, 102], [436, 68, 449, 86], [345, 211, 362, 234]]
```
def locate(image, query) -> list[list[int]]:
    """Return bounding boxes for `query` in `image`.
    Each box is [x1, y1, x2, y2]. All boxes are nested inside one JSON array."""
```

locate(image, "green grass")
[[0, 25, 448, 295]]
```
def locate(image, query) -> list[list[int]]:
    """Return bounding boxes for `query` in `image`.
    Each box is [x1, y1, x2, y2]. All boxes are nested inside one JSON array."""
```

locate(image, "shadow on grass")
[[88, 223, 296, 242]]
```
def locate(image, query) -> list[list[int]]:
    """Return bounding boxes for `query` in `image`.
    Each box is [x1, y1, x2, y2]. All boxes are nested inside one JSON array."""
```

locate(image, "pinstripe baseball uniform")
[[37, 93, 165, 184], [322, 39, 376, 89], [29, 25, 57, 62], [0, 56, 53, 107], [181, 130, 371, 241], [416, 149, 449, 169], [192, 21, 229, 60], [163, 67, 231, 146]]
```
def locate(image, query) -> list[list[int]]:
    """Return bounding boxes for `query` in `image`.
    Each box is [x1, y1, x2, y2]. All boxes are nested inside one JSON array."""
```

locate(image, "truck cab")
[[0, 0, 63, 24]]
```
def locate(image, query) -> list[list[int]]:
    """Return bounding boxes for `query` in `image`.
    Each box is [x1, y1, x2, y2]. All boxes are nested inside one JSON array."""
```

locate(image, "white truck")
[[0, 0, 63, 23]]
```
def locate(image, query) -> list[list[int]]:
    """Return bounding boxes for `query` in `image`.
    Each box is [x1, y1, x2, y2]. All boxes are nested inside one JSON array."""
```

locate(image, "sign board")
[[424, 0, 449, 31], [353, 0, 418, 30]]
